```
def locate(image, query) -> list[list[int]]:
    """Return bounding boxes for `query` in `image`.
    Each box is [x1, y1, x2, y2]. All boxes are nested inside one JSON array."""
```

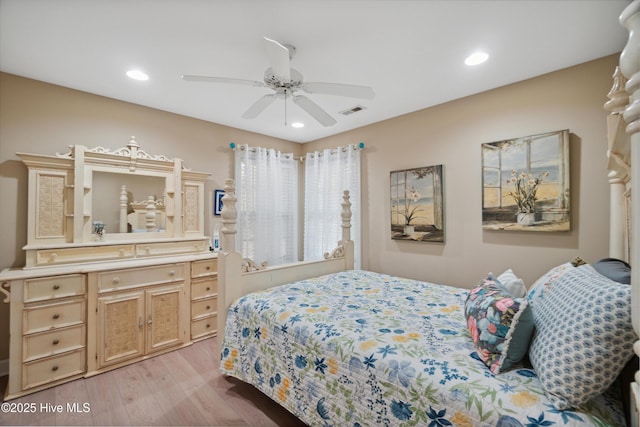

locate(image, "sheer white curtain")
[[234, 144, 299, 266], [304, 144, 361, 268]]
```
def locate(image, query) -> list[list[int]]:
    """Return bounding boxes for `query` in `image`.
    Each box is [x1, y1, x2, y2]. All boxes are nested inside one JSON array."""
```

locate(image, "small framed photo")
[[214, 190, 224, 216]]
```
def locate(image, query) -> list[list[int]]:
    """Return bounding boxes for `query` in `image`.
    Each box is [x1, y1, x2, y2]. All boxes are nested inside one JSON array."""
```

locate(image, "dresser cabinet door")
[[97, 291, 145, 367], [145, 284, 185, 354]]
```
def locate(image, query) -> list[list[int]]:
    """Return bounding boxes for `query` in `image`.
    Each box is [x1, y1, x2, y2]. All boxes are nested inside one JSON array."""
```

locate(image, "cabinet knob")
[[52, 314, 60, 320], [51, 365, 59, 372], [206, 324, 210, 329], [205, 266, 210, 270], [206, 287, 211, 291], [52, 339, 59, 345], [169, 270, 175, 276], [206, 305, 211, 310], [112, 277, 120, 284], [52, 284, 60, 290]]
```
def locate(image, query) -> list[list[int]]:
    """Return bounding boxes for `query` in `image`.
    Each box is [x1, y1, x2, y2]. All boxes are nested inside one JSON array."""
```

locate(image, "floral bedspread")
[[220, 270, 625, 426]]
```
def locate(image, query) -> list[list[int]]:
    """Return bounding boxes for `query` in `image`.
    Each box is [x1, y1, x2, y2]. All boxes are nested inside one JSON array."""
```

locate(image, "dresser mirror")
[[92, 170, 167, 235], [17, 137, 210, 267]]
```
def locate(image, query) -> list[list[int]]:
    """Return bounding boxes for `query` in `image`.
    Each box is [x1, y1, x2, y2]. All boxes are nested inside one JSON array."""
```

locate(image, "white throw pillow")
[[496, 269, 527, 298]]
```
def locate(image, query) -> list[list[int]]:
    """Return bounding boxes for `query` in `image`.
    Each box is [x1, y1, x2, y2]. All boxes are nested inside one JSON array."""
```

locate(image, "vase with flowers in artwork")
[[401, 188, 423, 235], [508, 170, 549, 226]]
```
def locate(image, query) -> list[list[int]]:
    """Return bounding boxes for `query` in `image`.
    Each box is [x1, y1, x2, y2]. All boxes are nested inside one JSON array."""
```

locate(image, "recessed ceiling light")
[[291, 122, 304, 128], [465, 51, 489, 66], [126, 70, 149, 81]]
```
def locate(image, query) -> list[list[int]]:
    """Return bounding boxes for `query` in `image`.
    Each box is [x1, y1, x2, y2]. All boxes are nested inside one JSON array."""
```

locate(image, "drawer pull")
[[169, 270, 175, 276], [112, 278, 120, 284], [52, 339, 59, 345], [206, 305, 211, 310], [206, 287, 211, 291], [52, 284, 60, 290], [147, 315, 153, 325], [138, 317, 143, 331], [52, 314, 60, 320], [205, 266, 211, 270], [206, 324, 210, 329], [51, 365, 59, 372]]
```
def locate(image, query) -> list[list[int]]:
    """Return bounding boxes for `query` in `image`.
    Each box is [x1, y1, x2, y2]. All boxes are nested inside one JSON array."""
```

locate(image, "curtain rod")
[[229, 142, 365, 163]]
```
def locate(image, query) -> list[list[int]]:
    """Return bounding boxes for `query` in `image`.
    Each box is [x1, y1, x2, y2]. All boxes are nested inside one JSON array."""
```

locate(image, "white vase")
[[404, 225, 415, 235], [517, 212, 535, 226]]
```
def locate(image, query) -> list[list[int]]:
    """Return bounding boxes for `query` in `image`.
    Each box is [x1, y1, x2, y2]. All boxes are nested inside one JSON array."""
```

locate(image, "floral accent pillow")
[[464, 276, 535, 374]]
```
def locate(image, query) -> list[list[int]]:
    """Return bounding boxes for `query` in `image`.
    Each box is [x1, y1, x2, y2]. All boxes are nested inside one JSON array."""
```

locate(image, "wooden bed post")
[[217, 179, 243, 340], [340, 190, 355, 270], [606, 67, 630, 261], [618, 1, 640, 424]]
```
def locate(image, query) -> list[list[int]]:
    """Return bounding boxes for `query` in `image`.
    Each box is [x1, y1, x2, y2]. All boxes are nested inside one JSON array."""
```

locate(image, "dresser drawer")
[[191, 259, 217, 278], [135, 240, 208, 257], [191, 297, 217, 319], [22, 349, 85, 390], [34, 245, 134, 266], [191, 315, 217, 340], [23, 324, 85, 362], [24, 274, 85, 303], [191, 278, 217, 300], [23, 299, 85, 334], [97, 263, 185, 292]]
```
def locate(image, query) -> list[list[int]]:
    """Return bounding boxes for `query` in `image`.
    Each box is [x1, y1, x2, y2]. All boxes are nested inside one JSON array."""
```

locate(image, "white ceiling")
[[0, 0, 631, 143]]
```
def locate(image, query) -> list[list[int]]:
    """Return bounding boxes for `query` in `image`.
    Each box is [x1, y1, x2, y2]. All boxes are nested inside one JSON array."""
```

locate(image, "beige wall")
[[306, 54, 617, 289], [0, 73, 302, 361], [0, 54, 617, 361]]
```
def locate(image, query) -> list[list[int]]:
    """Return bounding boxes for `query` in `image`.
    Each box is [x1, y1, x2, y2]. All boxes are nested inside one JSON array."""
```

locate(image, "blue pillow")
[[593, 257, 631, 284]]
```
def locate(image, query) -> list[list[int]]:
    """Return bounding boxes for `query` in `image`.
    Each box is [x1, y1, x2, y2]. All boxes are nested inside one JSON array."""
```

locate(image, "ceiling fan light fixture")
[[291, 122, 304, 128], [126, 69, 149, 81], [465, 51, 489, 66]]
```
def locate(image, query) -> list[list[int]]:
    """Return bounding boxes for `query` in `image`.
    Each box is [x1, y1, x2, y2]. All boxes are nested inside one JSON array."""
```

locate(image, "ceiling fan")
[[181, 37, 375, 127]]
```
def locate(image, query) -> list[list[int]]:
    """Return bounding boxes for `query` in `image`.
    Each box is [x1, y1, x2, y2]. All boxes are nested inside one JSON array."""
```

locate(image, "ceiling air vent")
[[339, 105, 367, 116]]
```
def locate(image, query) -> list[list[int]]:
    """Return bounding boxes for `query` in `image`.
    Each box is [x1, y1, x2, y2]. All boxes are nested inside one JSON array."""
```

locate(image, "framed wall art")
[[214, 189, 224, 216], [481, 129, 570, 232], [390, 164, 444, 242]]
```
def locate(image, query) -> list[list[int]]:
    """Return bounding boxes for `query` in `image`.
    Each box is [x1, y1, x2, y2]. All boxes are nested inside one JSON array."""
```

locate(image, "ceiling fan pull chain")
[[284, 88, 288, 126]]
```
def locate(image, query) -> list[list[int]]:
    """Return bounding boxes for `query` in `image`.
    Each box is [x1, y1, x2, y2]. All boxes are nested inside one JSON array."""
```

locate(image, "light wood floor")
[[0, 337, 305, 426]]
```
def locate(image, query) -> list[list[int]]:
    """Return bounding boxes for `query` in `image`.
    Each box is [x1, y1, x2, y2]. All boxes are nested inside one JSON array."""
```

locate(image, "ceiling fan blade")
[[263, 37, 291, 82], [242, 94, 277, 119], [293, 95, 337, 127], [301, 82, 375, 100], [181, 75, 266, 88]]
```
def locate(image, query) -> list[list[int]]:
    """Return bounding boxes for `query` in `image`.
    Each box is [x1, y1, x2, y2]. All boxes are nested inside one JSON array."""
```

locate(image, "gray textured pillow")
[[528, 264, 635, 410], [593, 257, 631, 284]]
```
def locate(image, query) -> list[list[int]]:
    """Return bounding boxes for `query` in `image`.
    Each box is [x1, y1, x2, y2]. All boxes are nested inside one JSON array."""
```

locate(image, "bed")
[[217, 2, 640, 425]]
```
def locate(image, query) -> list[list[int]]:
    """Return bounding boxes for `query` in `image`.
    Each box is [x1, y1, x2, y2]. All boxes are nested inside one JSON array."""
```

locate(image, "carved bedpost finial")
[[221, 178, 237, 252], [341, 190, 352, 242], [604, 67, 629, 113]]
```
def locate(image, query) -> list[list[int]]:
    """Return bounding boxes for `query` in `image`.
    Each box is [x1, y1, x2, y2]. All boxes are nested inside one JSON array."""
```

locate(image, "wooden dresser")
[[0, 139, 219, 400], [2, 255, 218, 400]]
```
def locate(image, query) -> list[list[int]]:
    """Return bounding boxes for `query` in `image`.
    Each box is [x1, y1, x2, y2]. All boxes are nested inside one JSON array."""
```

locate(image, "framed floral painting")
[[390, 165, 444, 242], [481, 129, 570, 232]]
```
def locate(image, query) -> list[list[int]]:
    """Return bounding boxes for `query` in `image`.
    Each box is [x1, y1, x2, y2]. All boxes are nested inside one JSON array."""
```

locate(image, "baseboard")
[[0, 359, 8, 377]]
